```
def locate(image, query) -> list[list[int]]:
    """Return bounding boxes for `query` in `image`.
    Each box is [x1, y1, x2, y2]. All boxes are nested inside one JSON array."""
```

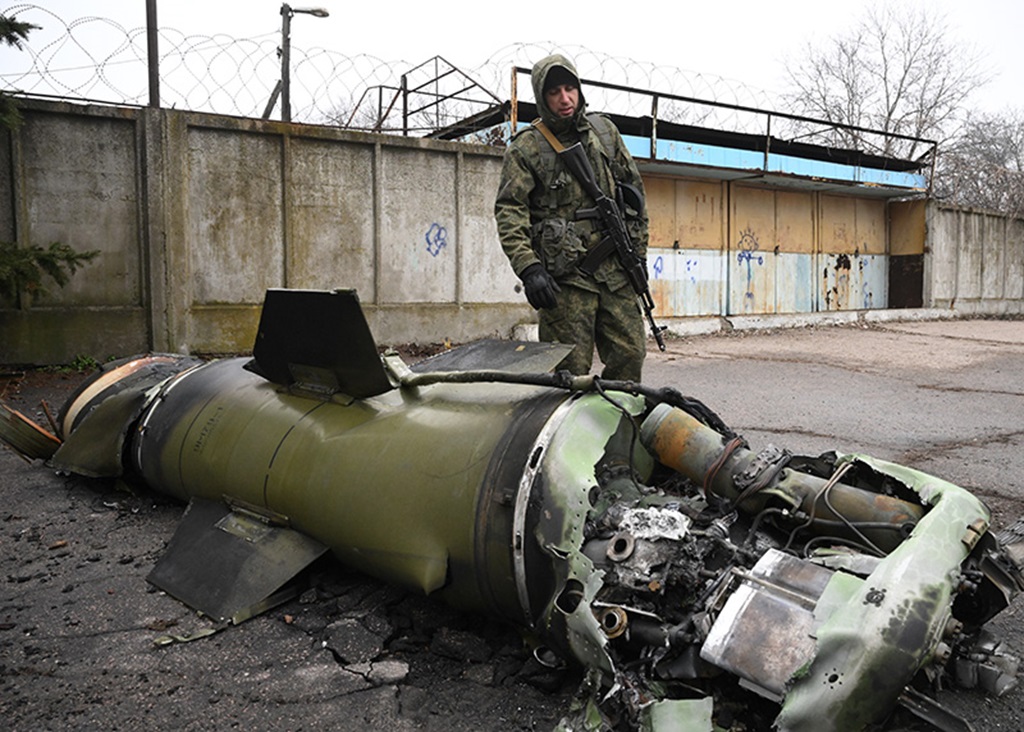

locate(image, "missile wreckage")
[[3, 287, 1024, 732]]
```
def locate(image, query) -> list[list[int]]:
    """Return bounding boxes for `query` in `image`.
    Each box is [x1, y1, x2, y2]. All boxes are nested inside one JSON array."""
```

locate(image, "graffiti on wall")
[[685, 258, 700, 284], [425, 223, 448, 257], [736, 227, 764, 302]]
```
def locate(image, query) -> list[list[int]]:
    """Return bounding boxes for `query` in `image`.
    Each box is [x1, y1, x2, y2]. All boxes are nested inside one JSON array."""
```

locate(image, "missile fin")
[[243, 289, 392, 399], [147, 497, 328, 624]]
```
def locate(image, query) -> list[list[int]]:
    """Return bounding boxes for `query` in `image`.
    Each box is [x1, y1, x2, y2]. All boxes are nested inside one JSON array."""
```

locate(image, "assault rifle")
[[559, 141, 667, 351]]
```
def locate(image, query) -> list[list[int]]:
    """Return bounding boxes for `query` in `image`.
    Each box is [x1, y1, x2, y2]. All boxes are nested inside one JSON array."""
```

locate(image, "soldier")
[[494, 53, 649, 382]]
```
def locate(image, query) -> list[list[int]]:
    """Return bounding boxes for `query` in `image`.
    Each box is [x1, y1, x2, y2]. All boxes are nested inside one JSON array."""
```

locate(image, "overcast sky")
[[3, 0, 1020, 115]]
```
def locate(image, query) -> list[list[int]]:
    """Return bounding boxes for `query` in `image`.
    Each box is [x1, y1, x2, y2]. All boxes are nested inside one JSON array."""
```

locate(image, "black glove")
[[521, 263, 561, 310]]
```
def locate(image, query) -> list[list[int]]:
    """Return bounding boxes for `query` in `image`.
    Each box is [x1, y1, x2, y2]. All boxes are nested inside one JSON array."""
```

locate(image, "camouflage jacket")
[[494, 54, 649, 293]]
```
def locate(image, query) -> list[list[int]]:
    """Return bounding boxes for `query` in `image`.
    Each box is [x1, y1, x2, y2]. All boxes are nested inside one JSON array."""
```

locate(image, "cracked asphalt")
[[3, 315, 1024, 731]]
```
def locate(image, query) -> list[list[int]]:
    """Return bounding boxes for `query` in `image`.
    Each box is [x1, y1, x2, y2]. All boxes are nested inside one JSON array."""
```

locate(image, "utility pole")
[[279, 4, 329, 122]]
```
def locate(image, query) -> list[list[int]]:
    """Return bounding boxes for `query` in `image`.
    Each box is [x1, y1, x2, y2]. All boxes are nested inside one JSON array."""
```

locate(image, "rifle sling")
[[530, 119, 567, 153], [530, 119, 617, 274]]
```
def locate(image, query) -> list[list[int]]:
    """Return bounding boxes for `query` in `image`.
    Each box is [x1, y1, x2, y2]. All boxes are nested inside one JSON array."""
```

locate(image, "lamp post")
[[280, 4, 329, 122]]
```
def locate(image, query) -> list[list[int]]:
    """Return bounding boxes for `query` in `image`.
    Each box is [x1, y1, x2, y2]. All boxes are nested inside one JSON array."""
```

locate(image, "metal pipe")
[[145, 0, 159, 108], [280, 5, 291, 121]]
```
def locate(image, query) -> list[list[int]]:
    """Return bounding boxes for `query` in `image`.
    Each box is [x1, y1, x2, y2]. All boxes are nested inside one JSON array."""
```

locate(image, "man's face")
[[545, 83, 579, 119]]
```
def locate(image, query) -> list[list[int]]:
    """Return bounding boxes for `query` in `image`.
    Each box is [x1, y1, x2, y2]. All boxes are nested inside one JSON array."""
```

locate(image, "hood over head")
[[531, 54, 585, 131]]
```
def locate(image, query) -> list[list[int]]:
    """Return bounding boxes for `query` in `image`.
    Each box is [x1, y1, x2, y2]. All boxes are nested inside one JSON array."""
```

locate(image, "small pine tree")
[[0, 241, 99, 302]]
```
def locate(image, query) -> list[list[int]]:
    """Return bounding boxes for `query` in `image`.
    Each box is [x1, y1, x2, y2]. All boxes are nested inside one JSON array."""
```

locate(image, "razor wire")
[[0, 3, 790, 139]]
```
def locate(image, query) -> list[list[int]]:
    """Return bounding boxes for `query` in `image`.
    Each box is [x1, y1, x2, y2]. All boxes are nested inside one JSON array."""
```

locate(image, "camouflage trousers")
[[538, 281, 646, 381]]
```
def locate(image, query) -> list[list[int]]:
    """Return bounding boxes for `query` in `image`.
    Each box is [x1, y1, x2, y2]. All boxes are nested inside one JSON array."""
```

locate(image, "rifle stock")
[[559, 142, 667, 351]]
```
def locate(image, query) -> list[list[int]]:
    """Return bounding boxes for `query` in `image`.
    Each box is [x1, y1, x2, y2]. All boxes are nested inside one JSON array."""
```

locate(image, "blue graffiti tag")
[[685, 258, 698, 284], [653, 255, 664, 279], [425, 223, 448, 257], [736, 227, 764, 266], [736, 227, 763, 303]]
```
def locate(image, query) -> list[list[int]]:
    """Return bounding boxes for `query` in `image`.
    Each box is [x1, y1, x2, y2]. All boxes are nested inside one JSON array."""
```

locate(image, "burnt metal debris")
[[2, 288, 1022, 732]]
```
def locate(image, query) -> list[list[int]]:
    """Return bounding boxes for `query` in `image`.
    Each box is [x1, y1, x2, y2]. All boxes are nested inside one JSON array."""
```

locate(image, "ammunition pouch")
[[532, 217, 589, 278]]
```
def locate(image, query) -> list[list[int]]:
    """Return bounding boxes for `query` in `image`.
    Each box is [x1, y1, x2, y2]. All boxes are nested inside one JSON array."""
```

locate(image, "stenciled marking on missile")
[[425, 223, 448, 257], [193, 405, 225, 454]]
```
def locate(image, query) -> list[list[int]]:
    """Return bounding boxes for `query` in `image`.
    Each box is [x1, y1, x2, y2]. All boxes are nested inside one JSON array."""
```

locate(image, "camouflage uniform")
[[494, 54, 649, 381]]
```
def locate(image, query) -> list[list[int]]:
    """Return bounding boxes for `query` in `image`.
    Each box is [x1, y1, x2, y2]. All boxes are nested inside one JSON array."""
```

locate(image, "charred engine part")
[[640, 402, 924, 554], [700, 548, 834, 700], [951, 630, 1019, 696]]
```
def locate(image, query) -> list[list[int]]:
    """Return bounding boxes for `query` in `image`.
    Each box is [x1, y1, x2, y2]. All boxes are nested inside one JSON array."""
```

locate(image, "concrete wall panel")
[[0, 129, 12, 244], [458, 153, 520, 304], [188, 128, 283, 304], [1009, 218, 1024, 300], [928, 207, 959, 304], [956, 212, 984, 300], [378, 147, 457, 304], [0, 309, 148, 363], [982, 214, 1007, 300], [927, 205, 1024, 312], [22, 112, 141, 307], [288, 138, 375, 296]]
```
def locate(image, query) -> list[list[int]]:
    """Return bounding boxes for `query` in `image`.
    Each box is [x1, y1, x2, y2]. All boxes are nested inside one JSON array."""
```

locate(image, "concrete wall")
[[926, 203, 1024, 314], [0, 105, 151, 363], [1, 99, 528, 363], [2, 99, 1022, 364]]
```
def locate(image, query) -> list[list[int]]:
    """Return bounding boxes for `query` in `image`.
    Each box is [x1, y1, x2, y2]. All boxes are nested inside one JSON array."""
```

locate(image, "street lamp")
[[280, 4, 329, 122]]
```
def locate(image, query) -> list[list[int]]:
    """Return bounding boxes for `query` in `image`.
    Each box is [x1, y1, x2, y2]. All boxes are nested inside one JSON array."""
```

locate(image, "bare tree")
[[782, 4, 987, 160], [935, 108, 1024, 216]]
